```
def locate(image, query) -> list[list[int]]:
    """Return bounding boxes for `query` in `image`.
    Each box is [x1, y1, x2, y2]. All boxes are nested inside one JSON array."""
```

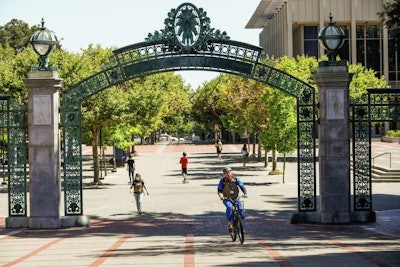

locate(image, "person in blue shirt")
[[217, 167, 247, 232]]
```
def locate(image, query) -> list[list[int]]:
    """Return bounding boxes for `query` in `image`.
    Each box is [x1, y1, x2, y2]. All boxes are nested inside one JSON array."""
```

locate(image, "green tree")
[[82, 86, 127, 184], [348, 64, 388, 101], [258, 56, 315, 174], [73, 45, 126, 184], [218, 75, 270, 156], [0, 19, 37, 52], [378, 0, 400, 41], [192, 75, 228, 137], [260, 89, 296, 181], [156, 73, 193, 140], [123, 77, 165, 145], [0, 44, 36, 102]]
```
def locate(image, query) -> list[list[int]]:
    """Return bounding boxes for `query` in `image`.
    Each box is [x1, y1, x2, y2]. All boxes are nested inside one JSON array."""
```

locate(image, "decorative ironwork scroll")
[[61, 2, 317, 215], [351, 88, 400, 211], [0, 96, 28, 216]]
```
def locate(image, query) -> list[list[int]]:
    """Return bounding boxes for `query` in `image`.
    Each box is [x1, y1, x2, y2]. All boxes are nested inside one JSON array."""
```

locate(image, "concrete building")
[[246, 0, 399, 88]]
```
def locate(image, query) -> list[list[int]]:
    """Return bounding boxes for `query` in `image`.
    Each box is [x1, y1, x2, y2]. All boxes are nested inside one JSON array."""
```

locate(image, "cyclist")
[[217, 167, 247, 232]]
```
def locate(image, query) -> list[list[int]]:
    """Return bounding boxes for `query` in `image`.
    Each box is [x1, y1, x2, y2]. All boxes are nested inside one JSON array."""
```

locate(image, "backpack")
[[133, 180, 144, 193], [221, 178, 239, 199]]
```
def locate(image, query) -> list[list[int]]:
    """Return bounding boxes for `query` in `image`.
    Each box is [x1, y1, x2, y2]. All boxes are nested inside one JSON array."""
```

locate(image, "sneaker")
[[228, 222, 233, 232]]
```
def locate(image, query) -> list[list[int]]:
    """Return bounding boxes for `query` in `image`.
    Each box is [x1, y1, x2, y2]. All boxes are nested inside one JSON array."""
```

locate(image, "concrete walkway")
[[0, 142, 399, 266]]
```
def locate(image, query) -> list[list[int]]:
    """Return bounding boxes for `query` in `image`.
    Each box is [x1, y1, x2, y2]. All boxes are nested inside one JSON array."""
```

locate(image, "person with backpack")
[[217, 167, 247, 232], [129, 173, 149, 215]]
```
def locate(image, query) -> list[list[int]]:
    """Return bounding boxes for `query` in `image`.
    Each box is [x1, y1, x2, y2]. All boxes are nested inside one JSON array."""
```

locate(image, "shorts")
[[182, 168, 187, 174]]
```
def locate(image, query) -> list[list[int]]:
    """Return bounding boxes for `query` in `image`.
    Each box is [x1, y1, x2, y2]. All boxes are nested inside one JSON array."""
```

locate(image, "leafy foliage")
[[378, 0, 400, 41], [348, 64, 388, 101], [387, 130, 400, 137], [0, 19, 37, 52]]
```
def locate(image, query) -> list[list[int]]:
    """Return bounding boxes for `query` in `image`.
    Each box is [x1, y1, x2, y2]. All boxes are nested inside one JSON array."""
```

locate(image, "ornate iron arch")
[[60, 2, 317, 216]]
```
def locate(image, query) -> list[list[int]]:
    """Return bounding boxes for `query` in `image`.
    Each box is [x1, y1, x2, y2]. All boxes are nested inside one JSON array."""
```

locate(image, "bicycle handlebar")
[[223, 195, 248, 201]]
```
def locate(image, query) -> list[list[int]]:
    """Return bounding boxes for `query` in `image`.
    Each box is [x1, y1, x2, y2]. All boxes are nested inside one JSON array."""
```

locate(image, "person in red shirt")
[[179, 152, 189, 183]]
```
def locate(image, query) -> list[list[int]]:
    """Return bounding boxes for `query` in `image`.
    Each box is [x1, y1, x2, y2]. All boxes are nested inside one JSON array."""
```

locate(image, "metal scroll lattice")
[[60, 2, 317, 215], [0, 96, 28, 217], [351, 88, 400, 211]]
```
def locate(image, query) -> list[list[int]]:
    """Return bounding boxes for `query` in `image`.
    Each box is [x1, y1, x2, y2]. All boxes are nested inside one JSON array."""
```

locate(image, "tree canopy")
[[378, 0, 400, 41], [0, 19, 37, 52]]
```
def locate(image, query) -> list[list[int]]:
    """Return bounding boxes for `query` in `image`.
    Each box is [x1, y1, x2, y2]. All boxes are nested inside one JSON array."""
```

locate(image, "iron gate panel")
[[61, 107, 83, 215], [0, 96, 28, 217], [351, 88, 400, 211]]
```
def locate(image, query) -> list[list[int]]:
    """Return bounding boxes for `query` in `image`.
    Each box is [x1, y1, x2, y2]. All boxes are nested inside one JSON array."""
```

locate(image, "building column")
[[314, 65, 353, 224], [24, 70, 62, 229]]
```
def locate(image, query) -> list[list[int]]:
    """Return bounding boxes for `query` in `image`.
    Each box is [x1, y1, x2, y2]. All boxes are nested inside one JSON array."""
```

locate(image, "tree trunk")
[[131, 134, 135, 154], [252, 134, 256, 156], [272, 149, 277, 171], [282, 153, 286, 184], [258, 137, 262, 162], [264, 150, 268, 168], [102, 146, 107, 177], [91, 127, 100, 184]]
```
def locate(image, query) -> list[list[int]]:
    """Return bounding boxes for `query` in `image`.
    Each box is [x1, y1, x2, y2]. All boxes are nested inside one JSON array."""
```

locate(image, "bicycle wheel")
[[237, 217, 244, 244], [230, 219, 237, 242]]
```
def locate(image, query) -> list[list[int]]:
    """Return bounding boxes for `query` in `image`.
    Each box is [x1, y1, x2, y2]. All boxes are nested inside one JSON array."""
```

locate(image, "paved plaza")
[[0, 142, 399, 266]]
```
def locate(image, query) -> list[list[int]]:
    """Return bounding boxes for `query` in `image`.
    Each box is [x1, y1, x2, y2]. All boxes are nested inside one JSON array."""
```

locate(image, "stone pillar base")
[[291, 210, 376, 224], [351, 210, 376, 223], [6, 217, 29, 228], [291, 212, 321, 224], [61, 216, 91, 228], [321, 210, 351, 224], [29, 216, 61, 229]]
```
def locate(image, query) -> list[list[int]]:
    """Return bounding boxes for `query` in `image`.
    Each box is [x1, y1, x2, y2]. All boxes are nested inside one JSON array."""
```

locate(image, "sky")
[[0, 0, 262, 88]]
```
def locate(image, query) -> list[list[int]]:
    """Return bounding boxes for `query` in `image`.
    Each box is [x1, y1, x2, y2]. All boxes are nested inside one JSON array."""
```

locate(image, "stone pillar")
[[314, 65, 352, 224], [24, 70, 62, 228]]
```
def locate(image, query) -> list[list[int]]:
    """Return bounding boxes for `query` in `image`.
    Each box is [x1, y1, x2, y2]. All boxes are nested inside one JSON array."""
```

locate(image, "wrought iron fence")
[[0, 95, 28, 217], [351, 88, 400, 211]]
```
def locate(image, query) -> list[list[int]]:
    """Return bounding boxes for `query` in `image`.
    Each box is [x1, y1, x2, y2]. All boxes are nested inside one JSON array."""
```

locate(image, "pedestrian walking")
[[129, 173, 149, 215], [241, 144, 249, 167], [215, 139, 223, 159], [126, 155, 135, 184], [180, 152, 189, 183]]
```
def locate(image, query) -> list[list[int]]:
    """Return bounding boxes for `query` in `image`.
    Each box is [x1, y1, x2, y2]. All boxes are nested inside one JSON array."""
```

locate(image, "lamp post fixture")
[[318, 13, 346, 66], [30, 18, 58, 71]]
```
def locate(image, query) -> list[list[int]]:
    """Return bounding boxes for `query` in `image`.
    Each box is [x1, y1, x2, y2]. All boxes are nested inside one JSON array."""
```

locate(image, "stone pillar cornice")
[[24, 71, 62, 91], [314, 72, 353, 88]]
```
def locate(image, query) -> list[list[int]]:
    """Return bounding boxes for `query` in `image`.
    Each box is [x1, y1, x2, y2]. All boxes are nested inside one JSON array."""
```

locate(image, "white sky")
[[0, 0, 262, 88]]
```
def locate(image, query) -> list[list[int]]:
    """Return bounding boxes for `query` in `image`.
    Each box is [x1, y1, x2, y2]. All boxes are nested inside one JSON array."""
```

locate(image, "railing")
[[372, 152, 392, 169]]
